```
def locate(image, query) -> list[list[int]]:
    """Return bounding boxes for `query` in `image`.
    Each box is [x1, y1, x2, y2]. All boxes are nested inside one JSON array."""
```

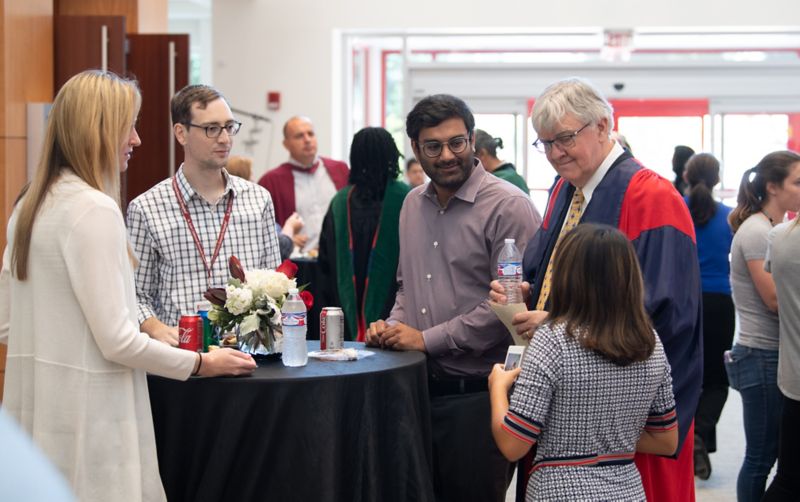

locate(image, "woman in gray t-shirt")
[[762, 158, 800, 501], [726, 150, 800, 502]]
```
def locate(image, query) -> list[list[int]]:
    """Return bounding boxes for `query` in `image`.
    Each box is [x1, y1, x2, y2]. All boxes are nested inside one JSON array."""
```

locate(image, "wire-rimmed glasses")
[[532, 123, 591, 153], [419, 136, 469, 158]]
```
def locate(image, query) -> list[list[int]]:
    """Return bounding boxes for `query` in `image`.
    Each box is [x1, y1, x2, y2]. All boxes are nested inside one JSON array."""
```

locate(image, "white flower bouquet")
[[204, 256, 313, 355]]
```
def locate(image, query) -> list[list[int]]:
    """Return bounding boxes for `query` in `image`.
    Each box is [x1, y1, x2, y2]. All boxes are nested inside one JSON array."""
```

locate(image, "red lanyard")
[[171, 175, 234, 280]]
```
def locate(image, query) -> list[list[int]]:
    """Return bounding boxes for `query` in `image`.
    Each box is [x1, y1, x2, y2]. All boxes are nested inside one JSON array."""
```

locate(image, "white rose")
[[247, 269, 296, 300], [225, 284, 253, 315], [245, 269, 272, 299]]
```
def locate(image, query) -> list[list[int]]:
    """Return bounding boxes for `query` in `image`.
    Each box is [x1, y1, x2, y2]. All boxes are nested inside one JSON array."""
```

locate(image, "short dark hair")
[[349, 127, 401, 200], [171, 84, 226, 125], [405, 94, 475, 142], [672, 145, 695, 193], [548, 224, 655, 366], [672, 145, 695, 176]]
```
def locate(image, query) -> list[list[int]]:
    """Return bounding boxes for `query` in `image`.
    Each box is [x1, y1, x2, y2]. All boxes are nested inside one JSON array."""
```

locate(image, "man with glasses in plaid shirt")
[[127, 85, 282, 345]]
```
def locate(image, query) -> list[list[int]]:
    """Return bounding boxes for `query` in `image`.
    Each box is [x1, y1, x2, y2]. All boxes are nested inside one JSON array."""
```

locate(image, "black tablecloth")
[[148, 342, 434, 502]]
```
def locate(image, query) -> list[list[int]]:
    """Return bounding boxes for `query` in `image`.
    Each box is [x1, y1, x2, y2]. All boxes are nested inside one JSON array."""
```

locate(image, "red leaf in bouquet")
[[299, 290, 314, 310], [204, 287, 227, 307], [276, 259, 298, 279], [228, 255, 246, 282]]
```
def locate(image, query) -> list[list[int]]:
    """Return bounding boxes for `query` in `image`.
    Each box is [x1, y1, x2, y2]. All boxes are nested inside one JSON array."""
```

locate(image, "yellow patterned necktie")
[[535, 188, 584, 310]]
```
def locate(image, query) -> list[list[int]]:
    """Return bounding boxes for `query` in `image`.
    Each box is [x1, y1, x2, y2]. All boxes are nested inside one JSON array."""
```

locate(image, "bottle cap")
[[504, 238, 515, 244]]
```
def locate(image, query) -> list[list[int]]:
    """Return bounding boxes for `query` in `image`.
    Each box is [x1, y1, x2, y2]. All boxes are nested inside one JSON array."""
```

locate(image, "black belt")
[[428, 376, 488, 397]]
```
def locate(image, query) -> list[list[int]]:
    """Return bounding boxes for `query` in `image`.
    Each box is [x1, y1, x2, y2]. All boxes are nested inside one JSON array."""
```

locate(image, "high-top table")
[[147, 342, 434, 502]]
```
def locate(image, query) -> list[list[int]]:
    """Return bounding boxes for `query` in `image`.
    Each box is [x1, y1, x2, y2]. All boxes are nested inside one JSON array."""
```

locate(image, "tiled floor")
[[506, 391, 755, 501], [695, 390, 742, 501]]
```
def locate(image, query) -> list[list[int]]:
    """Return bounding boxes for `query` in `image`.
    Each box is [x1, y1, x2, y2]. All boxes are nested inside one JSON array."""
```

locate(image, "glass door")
[[717, 113, 793, 205], [612, 99, 709, 183]]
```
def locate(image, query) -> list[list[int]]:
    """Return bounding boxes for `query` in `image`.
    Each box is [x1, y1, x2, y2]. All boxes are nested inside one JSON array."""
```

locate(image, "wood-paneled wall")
[[1, 0, 169, 403], [0, 0, 54, 402], [54, 0, 167, 34]]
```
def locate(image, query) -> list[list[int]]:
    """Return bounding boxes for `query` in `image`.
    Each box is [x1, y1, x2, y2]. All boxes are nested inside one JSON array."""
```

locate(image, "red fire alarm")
[[267, 91, 281, 111]]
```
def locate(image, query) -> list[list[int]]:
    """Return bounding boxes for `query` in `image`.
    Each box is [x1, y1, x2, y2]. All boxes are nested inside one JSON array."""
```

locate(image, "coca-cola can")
[[320, 307, 344, 350], [178, 314, 202, 353]]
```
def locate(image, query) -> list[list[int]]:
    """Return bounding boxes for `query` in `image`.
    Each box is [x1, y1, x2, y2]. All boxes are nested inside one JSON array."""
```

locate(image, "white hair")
[[531, 77, 614, 136]]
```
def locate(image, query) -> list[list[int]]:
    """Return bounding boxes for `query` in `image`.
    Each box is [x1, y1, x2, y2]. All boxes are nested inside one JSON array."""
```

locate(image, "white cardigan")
[[0, 171, 196, 502]]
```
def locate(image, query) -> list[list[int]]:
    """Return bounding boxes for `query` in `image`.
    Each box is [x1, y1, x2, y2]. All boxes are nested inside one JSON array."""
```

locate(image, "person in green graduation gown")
[[317, 127, 410, 341]]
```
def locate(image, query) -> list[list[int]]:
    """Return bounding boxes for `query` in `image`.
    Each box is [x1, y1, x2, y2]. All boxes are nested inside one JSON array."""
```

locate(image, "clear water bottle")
[[281, 288, 308, 367], [497, 238, 523, 304]]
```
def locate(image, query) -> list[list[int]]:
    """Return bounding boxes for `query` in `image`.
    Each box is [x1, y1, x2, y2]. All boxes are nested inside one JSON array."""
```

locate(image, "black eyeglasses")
[[185, 121, 242, 138], [419, 136, 470, 158], [532, 123, 591, 153]]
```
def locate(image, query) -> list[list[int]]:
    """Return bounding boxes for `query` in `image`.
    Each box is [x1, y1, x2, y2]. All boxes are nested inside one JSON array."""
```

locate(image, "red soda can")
[[320, 307, 344, 350], [178, 314, 202, 353]]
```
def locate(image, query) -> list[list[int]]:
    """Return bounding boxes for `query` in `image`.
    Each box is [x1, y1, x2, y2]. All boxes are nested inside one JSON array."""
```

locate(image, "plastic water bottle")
[[497, 238, 523, 304], [281, 288, 308, 367]]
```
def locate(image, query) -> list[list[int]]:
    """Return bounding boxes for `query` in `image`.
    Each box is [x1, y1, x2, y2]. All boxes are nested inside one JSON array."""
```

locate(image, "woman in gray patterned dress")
[[489, 224, 677, 501]]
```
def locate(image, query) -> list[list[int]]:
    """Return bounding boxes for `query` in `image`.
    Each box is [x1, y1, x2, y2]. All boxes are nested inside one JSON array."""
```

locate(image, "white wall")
[[212, 0, 800, 179]]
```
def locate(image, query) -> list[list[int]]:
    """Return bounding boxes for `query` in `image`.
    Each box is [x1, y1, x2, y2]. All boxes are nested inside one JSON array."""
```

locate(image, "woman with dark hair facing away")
[[0, 70, 255, 502], [474, 128, 529, 194], [317, 127, 410, 341], [673, 145, 695, 195], [762, 151, 800, 502], [489, 224, 677, 501], [682, 153, 734, 480], [725, 150, 800, 502]]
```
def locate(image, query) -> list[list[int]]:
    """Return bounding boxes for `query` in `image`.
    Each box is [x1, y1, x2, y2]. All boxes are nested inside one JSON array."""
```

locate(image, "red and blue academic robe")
[[521, 151, 702, 502], [257, 157, 349, 225]]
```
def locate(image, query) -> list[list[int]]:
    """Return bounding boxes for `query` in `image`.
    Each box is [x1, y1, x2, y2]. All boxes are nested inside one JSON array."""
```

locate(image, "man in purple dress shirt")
[[368, 94, 541, 501]]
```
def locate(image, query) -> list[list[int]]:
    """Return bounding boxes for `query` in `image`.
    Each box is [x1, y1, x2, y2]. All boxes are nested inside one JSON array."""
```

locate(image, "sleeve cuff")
[[644, 407, 678, 432], [137, 305, 157, 326], [421, 324, 449, 357], [502, 410, 541, 445]]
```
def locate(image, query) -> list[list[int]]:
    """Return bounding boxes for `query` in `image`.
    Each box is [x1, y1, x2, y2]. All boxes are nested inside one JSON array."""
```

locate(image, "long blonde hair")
[[11, 70, 141, 280]]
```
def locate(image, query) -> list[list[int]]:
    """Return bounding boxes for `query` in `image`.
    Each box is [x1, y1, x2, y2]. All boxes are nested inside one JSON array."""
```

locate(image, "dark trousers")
[[695, 292, 735, 451], [763, 394, 800, 501], [430, 391, 513, 502]]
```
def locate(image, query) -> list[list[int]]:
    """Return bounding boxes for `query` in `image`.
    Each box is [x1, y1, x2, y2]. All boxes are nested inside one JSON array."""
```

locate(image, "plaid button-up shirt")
[[127, 167, 281, 326]]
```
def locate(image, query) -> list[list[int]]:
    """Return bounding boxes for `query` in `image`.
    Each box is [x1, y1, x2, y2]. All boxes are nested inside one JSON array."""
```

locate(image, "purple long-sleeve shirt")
[[388, 162, 541, 377]]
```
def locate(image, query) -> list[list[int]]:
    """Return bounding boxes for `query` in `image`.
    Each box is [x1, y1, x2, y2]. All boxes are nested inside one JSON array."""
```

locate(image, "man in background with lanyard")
[[127, 84, 282, 345]]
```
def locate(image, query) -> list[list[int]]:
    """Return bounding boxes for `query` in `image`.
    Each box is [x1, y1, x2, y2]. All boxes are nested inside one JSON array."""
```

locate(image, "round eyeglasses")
[[419, 136, 469, 158], [186, 121, 242, 138], [532, 123, 591, 153]]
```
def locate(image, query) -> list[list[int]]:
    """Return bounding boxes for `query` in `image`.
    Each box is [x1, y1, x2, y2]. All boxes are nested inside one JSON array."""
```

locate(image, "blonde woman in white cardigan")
[[0, 70, 256, 502]]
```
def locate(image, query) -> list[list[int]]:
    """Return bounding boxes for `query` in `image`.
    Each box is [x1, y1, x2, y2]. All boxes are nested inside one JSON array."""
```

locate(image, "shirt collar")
[[288, 155, 321, 171], [422, 158, 485, 207], [176, 164, 238, 201], [581, 141, 624, 204]]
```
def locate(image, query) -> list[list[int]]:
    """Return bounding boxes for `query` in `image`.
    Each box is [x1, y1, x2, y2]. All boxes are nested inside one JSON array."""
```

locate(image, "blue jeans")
[[724, 343, 782, 502]]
